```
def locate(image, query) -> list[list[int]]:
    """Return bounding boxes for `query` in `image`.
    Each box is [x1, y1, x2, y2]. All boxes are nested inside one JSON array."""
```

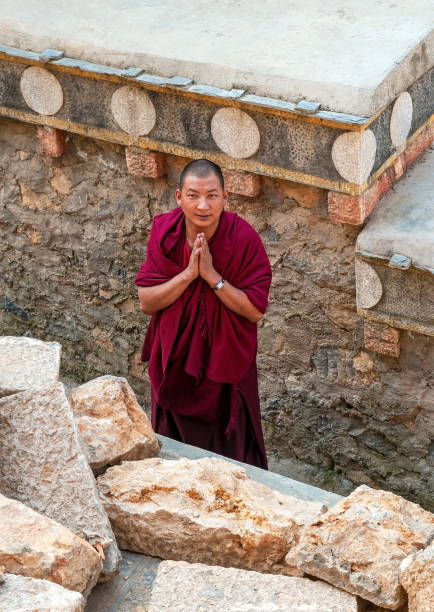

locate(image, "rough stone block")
[[0, 383, 121, 582], [97, 456, 326, 575], [223, 170, 261, 197], [69, 375, 160, 471], [364, 335, 400, 358], [37, 126, 66, 157], [0, 493, 102, 597], [0, 336, 61, 397], [328, 168, 394, 225], [278, 179, 325, 208], [286, 485, 434, 609], [403, 122, 434, 169], [147, 560, 359, 611], [364, 322, 400, 358], [0, 573, 85, 611], [400, 540, 434, 612], [125, 146, 167, 178]]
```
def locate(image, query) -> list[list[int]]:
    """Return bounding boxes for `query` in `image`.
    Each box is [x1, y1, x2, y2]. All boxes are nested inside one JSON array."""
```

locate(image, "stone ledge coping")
[[0, 44, 368, 128], [356, 146, 434, 274], [1, 0, 433, 116]]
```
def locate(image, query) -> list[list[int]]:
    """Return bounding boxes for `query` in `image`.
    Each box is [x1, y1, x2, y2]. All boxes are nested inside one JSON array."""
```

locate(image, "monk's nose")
[[197, 198, 209, 210]]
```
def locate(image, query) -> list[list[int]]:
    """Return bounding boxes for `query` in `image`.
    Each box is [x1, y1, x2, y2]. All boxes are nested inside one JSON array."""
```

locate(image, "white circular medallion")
[[111, 86, 156, 136], [20, 66, 64, 115], [355, 260, 383, 310], [211, 108, 260, 159], [390, 92, 413, 148], [332, 130, 377, 184]]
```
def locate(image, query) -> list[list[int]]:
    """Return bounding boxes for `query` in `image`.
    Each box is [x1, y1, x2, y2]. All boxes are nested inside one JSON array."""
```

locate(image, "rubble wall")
[[0, 117, 432, 510]]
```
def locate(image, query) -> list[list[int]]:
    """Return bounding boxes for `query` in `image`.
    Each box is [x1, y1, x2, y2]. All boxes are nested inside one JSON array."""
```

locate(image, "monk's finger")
[[189, 248, 198, 265]]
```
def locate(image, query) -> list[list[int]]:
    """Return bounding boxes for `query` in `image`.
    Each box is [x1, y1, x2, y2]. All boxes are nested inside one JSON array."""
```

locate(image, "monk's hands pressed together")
[[184, 234, 201, 282], [197, 233, 221, 287]]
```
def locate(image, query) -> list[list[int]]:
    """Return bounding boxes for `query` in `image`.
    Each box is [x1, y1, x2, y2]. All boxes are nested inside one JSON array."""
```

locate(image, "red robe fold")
[[135, 207, 272, 469]]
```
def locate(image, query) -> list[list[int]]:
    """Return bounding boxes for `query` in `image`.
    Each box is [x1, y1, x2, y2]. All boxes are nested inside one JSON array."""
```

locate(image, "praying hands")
[[196, 233, 221, 287]]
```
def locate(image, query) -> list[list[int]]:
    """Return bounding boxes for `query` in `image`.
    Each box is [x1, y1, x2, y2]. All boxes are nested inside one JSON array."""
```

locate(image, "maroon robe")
[[135, 207, 272, 469]]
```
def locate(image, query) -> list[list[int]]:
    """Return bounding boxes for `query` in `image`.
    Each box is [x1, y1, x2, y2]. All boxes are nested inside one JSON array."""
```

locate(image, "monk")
[[135, 159, 272, 469]]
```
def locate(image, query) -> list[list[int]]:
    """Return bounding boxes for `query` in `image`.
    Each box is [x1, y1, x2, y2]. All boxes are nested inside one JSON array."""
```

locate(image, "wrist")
[[180, 268, 196, 284], [205, 269, 222, 288]]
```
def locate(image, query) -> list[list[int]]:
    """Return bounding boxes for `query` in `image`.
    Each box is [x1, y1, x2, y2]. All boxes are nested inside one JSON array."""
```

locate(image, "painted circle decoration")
[[20, 66, 64, 116], [390, 92, 413, 148], [331, 130, 377, 184], [211, 108, 260, 159], [111, 86, 156, 136], [355, 260, 383, 310]]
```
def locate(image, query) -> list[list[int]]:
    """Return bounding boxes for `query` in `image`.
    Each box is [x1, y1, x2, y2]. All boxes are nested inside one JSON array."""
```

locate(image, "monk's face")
[[176, 172, 228, 234]]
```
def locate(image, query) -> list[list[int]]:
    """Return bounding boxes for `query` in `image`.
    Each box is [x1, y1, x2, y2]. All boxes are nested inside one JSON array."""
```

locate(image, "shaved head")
[[180, 159, 224, 191]]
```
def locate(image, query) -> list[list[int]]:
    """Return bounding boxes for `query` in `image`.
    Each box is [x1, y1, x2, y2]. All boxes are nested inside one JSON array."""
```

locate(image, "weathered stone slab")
[[0, 493, 101, 597], [0, 383, 121, 582], [147, 560, 359, 611], [97, 457, 326, 575], [69, 375, 160, 471], [286, 485, 434, 609], [0, 573, 85, 611], [400, 540, 434, 612], [3, 0, 434, 116], [0, 336, 61, 397]]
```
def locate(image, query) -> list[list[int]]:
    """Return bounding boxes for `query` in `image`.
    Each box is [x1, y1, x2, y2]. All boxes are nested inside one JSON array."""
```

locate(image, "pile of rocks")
[[0, 335, 433, 611], [0, 335, 160, 609], [99, 460, 434, 611]]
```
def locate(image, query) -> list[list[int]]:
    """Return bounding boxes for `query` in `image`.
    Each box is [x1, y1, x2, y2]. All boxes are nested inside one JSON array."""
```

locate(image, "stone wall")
[[1, 117, 433, 510]]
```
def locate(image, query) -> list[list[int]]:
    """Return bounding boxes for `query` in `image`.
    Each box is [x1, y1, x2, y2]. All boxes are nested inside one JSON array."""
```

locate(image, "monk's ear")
[[223, 189, 228, 206], [175, 189, 182, 206]]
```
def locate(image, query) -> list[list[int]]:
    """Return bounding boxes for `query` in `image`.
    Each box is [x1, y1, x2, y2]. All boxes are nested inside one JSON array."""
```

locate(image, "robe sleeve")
[[221, 220, 272, 314], [135, 214, 182, 287]]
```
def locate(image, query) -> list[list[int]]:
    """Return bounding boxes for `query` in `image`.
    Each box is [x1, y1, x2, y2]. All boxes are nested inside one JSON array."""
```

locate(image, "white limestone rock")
[[0, 383, 121, 582], [0, 336, 61, 397], [400, 539, 434, 612], [0, 493, 102, 597], [97, 456, 326, 575], [0, 573, 85, 611], [286, 485, 434, 609], [69, 375, 160, 471], [147, 560, 359, 611]]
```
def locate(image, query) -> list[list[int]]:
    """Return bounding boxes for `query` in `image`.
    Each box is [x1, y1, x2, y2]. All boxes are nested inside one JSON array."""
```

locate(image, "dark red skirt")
[[151, 364, 268, 470]]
